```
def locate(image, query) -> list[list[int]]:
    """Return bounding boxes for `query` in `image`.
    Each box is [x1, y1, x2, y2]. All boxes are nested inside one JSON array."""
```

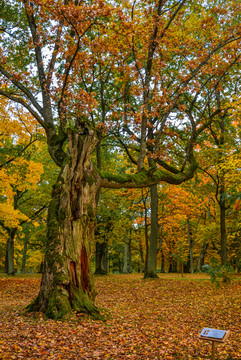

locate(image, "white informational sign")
[[200, 328, 226, 340], [199, 328, 230, 360]]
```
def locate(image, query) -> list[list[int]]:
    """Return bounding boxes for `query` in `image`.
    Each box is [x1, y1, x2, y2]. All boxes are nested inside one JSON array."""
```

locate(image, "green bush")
[[202, 259, 234, 288]]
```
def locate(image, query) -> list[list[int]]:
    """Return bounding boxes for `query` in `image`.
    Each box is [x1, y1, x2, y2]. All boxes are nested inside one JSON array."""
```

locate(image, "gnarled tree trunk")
[[27, 131, 101, 319]]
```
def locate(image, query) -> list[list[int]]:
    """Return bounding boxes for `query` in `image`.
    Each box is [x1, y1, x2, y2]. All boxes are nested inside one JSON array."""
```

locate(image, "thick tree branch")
[[23, 1, 46, 92], [46, 20, 64, 89], [137, 0, 166, 171], [99, 155, 198, 189], [23, 1, 54, 125]]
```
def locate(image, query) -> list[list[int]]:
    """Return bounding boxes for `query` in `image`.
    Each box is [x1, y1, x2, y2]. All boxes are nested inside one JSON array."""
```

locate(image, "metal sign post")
[[199, 328, 230, 360]]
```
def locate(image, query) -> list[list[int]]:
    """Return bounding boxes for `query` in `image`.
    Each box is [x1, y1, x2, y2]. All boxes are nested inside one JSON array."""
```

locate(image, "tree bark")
[[27, 130, 102, 319]]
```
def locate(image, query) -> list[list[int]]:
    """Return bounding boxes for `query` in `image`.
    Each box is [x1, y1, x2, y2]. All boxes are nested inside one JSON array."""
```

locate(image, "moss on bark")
[[27, 130, 103, 320]]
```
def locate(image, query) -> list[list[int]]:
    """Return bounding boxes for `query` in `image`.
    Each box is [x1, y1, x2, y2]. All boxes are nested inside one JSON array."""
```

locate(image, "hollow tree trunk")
[[27, 131, 101, 319]]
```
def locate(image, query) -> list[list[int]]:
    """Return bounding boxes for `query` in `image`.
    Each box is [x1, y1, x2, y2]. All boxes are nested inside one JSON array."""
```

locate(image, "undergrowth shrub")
[[202, 259, 234, 288]]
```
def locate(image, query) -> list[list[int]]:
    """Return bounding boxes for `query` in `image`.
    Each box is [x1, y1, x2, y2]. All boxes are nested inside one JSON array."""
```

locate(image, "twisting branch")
[[158, 0, 188, 40], [20, 205, 47, 226], [23, 0, 54, 126], [115, 135, 138, 165], [173, 35, 241, 98], [0, 137, 37, 169], [0, 65, 44, 117], [0, 90, 46, 129]]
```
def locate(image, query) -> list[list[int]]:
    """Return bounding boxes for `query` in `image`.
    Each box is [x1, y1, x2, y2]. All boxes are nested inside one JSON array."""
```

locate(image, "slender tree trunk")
[[4, 241, 8, 274], [95, 241, 108, 275], [5, 229, 17, 275], [160, 251, 165, 273], [118, 251, 122, 273], [123, 243, 128, 273], [128, 236, 132, 273], [145, 184, 159, 278], [27, 131, 102, 319], [187, 217, 194, 274], [144, 200, 149, 277], [197, 242, 209, 271], [139, 239, 145, 272], [21, 237, 28, 274], [104, 244, 108, 273], [220, 183, 227, 265], [157, 223, 164, 254]]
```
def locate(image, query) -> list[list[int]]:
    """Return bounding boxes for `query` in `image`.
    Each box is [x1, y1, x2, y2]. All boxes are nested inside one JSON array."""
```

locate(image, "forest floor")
[[0, 273, 241, 359]]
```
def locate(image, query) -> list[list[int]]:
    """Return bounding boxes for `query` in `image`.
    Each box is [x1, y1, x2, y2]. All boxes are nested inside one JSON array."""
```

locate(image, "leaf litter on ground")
[[0, 273, 241, 359]]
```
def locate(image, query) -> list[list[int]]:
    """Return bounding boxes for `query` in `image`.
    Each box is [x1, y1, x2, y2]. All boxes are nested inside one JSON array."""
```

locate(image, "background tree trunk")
[[139, 239, 145, 273], [123, 243, 128, 274], [95, 241, 108, 275], [128, 236, 132, 273], [187, 217, 194, 274], [197, 242, 209, 272], [5, 229, 17, 275], [219, 182, 227, 265], [21, 237, 28, 274]]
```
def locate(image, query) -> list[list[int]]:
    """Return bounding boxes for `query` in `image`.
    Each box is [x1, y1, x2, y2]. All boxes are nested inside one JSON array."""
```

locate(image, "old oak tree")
[[0, 0, 240, 318]]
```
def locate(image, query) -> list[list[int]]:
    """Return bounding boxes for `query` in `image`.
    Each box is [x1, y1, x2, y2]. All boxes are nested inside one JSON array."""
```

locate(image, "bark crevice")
[[27, 130, 103, 320]]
